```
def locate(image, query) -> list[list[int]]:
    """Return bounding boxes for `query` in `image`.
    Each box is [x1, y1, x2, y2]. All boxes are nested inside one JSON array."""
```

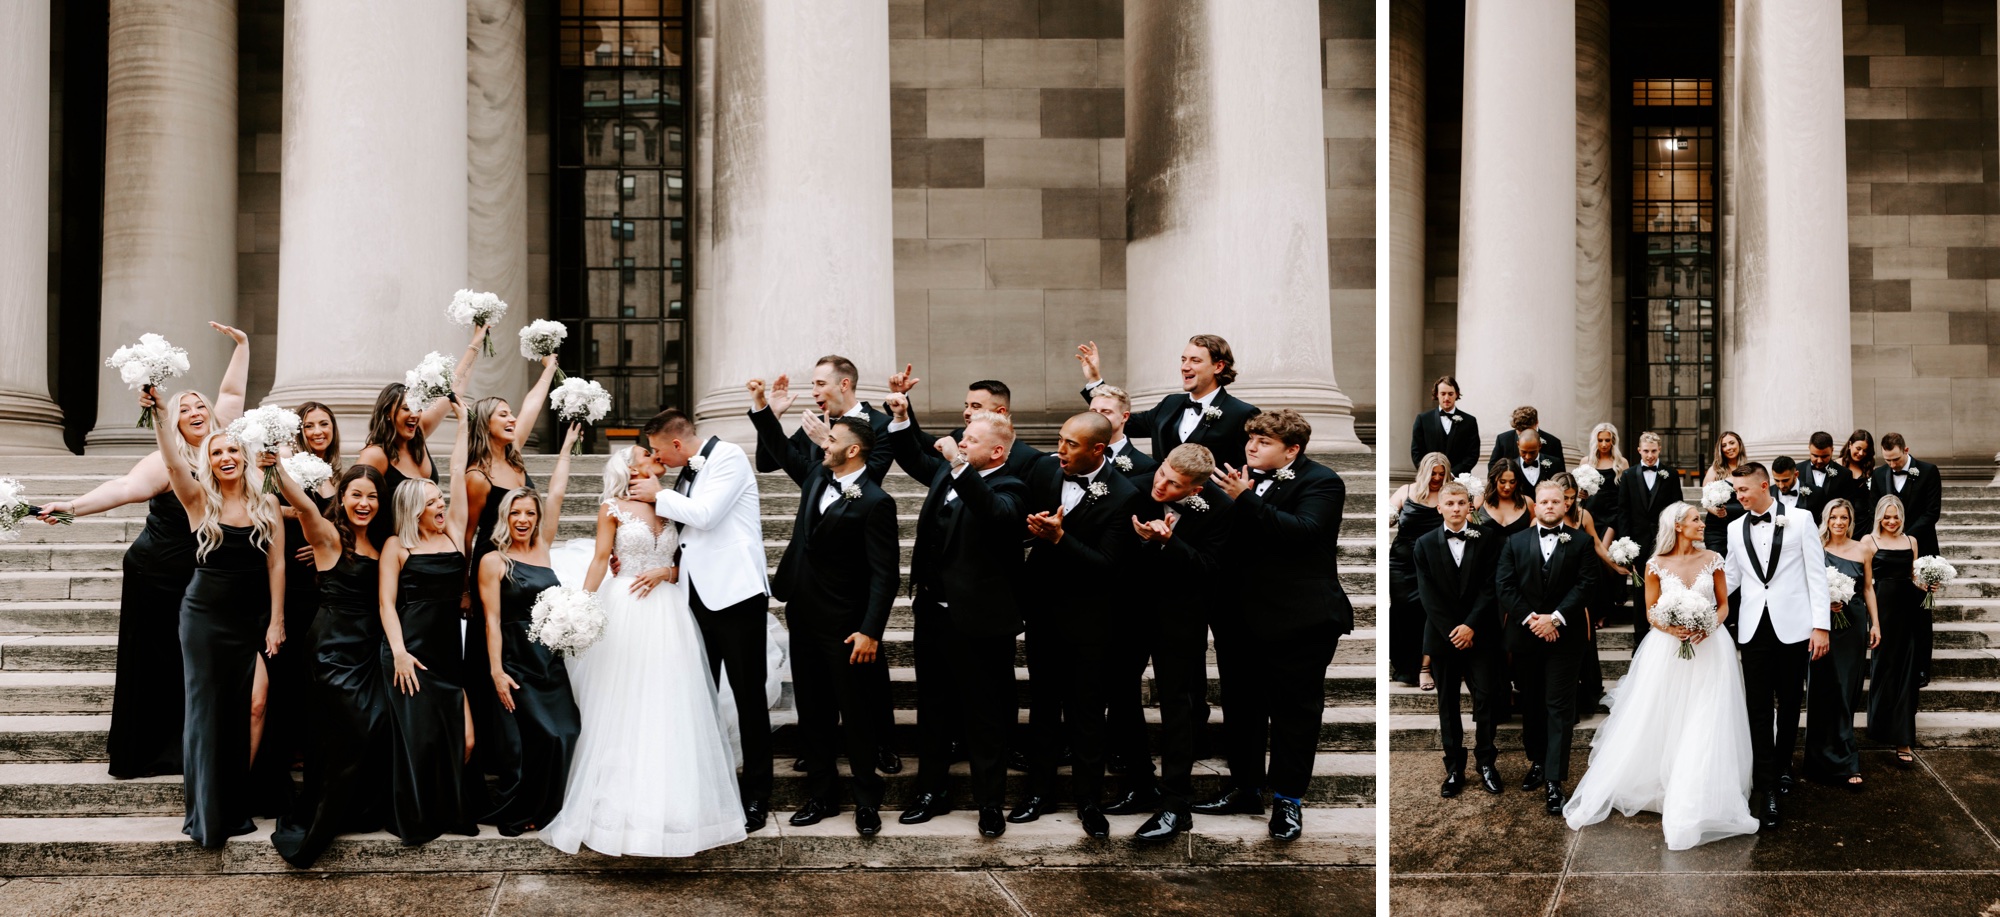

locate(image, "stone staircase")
[[0, 451, 1375, 874], [1390, 482, 2000, 753]]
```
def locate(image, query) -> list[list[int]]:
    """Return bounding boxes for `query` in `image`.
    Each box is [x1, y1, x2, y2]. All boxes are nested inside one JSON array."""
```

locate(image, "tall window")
[[1625, 83, 1716, 473], [554, 0, 690, 442]]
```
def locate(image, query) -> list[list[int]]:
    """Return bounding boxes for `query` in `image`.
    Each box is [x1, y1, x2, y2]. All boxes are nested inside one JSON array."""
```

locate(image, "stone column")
[[1454, 0, 1577, 448], [0, 0, 67, 454], [1388, 0, 1427, 471], [697, 0, 895, 446], [1125, 1, 1365, 451], [1575, 0, 1614, 441], [467, 0, 533, 406], [88, 0, 238, 453], [1726, 0, 1851, 458], [265, 0, 468, 431]]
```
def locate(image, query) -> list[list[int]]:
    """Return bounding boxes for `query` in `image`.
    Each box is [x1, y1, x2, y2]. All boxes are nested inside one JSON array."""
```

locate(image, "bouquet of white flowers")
[[528, 585, 607, 656], [105, 333, 192, 428], [225, 406, 303, 493], [447, 289, 509, 356], [548, 378, 613, 454], [402, 352, 457, 414], [1700, 479, 1733, 511], [1453, 472, 1485, 507], [518, 319, 569, 382], [0, 478, 71, 542], [1914, 555, 1958, 610], [1826, 565, 1858, 629], [1655, 587, 1718, 660], [1609, 537, 1643, 588], [282, 452, 334, 493], [1573, 465, 1603, 497]]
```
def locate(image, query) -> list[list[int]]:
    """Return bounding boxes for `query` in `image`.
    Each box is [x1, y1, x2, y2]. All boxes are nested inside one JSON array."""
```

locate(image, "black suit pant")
[[690, 584, 772, 803], [913, 590, 1016, 808], [1024, 616, 1108, 806], [1741, 611, 1809, 794], [789, 607, 886, 809], [1214, 618, 1338, 800], [1428, 631, 1503, 774], [1104, 612, 1208, 811], [1512, 631, 1585, 784]]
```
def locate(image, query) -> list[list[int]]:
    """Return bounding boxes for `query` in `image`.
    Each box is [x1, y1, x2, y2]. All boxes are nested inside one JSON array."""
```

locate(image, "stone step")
[[1387, 676, 2000, 716], [0, 673, 115, 715], [1386, 709, 2000, 750]]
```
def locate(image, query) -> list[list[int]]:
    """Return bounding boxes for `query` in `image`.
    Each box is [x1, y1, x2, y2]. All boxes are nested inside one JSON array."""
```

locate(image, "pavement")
[[0, 867, 1376, 916], [1388, 747, 2000, 915]]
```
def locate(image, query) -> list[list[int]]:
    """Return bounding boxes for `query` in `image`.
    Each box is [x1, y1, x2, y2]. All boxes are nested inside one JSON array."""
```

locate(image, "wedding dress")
[[539, 502, 747, 857], [1563, 555, 1759, 850]]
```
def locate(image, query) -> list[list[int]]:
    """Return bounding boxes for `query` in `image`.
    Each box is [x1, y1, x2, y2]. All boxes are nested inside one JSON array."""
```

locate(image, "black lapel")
[[1742, 514, 1782, 585], [815, 482, 850, 535]]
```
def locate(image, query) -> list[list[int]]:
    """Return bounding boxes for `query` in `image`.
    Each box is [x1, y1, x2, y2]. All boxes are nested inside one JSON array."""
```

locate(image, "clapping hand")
[[1131, 515, 1174, 544], [1026, 507, 1066, 544], [888, 363, 921, 395], [1210, 464, 1254, 499], [1075, 341, 1103, 384], [799, 409, 830, 444], [768, 374, 798, 415]]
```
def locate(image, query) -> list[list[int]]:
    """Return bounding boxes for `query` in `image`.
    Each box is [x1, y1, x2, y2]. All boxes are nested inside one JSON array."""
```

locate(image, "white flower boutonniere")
[[1466, 528, 1483, 539], [1539, 457, 1553, 468], [686, 455, 706, 473], [1774, 515, 1789, 528], [1182, 495, 1209, 512], [1201, 405, 1223, 423], [1557, 532, 1572, 544], [1087, 481, 1109, 500], [841, 483, 863, 502], [1907, 467, 1921, 478], [1799, 485, 1813, 496], [1113, 454, 1133, 472], [1275, 468, 1296, 482], [1450, 413, 1463, 422]]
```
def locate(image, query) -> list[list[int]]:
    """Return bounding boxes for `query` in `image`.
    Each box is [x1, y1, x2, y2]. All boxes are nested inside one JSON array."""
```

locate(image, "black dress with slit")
[[1389, 499, 1442, 686], [480, 560, 580, 835], [1804, 552, 1869, 781], [179, 524, 271, 847], [465, 469, 535, 792], [1867, 547, 1924, 747], [271, 551, 391, 867], [380, 549, 480, 844], [109, 492, 196, 779]]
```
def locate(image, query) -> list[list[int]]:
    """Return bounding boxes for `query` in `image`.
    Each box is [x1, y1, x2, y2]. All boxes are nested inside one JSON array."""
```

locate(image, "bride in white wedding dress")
[[540, 447, 746, 857], [1563, 502, 1760, 850]]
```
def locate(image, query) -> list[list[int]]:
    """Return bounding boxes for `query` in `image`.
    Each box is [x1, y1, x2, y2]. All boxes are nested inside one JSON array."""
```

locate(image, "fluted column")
[[1575, 0, 1614, 440], [467, 0, 533, 406], [1455, 0, 1577, 447], [1726, 0, 1851, 458], [266, 1, 467, 430], [698, 0, 895, 446], [1388, 0, 1427, 470], [88, 0, 238, 453], [0, 1, 66, 454], [1125, 1, 1364, 451]]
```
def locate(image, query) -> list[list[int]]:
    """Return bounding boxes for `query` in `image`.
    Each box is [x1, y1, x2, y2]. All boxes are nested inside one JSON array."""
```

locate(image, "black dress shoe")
[[854, 806, 881, 836], [1079, 805, 1110, 838], [950, 741, 969, 762], [1760, 791, 1782, 829], [898, 792, 951, 825], [876, 747, 903, 775], [791, 757, 807, 772], [1007, 750, 1031, 772], [1268, 797, 1303, 841], [1440, 772, 1466, 799], [1776, 773, 1795, 795], [1478, 765, 1504, 795], [788, 799, 835, 827], [1103, 786, 1162, 816], [1007, 795, 1050, 823], [744, 800, 770, 833], [1191, 786, 1263, 815], [1106, 754, 1135, 775], [978, 806, 1006, 838], [1544, 782, 1566, 817], [1133, 809, 1191, 844], [1521, 764, 1545, 793]]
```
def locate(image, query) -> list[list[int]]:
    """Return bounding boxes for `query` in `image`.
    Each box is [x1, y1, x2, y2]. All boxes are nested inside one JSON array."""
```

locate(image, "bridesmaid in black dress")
[[1701, 431, 1747, 555], [269, 461, 394, 867], [146, 383, 286, 848], [1552, 472, 1622, 713], [1477, 459, 1533, 723], [34, 323, 250, 780], [476, 423, 583, 835], [1866, 495, 1925, 766], [379, 400, 480, 844], [1390, 453, 1449, 687], [1830, 430, 1878, 536], [358, 328, 476, 495], [1805, 499, 1879, 789], [253, 401, 342, 809]]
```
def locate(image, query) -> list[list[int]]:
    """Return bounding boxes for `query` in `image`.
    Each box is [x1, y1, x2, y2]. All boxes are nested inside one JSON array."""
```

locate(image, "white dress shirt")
[[1522, 462, 1543, 488], [1530, 525, 1568, 627], [1179, 388, 1221, 439], [819, 467, 865, 514], [1746, 507, 1777, 562], [1442, 522, 1469, 565], [1254, 460, 1296, 497], [1060, 460, 1107, 514], [1439, 411, 1455, 436], [1640, 464, 1661, 489]]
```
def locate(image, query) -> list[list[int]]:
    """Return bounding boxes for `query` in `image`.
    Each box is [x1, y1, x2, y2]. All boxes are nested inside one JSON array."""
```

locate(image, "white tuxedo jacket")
[[655, 439, 770, 609], [1724, 502, 1831, 644]]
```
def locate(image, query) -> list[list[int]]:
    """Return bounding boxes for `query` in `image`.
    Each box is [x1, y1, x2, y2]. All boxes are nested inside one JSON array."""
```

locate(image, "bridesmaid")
[[1804, 499, 1879, 789], [1583, 423, 1627, 546], [1552, 472, 1623, 713], [477, 423, 584, 835], [253, 401, 342, 808], [357, 328, 478, 495], [1866, 495, 1924, 766], [146, 384, 285, 848], [1477, 459, 1531, 538], [35, 322, 249, 779], [269, 462, 394, 868], [1389, 452, 1449, 688], [1701, 431, 1748, 555], [378, 399, 480, 844], [1831, 430, 1878, 537]]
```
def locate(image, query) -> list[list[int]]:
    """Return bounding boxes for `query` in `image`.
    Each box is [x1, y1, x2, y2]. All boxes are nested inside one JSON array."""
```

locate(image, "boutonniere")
[[1450, 413, 1462, 422], [1274, 468, 1296, 482], [1181, 494, 1209, 512], [1557, 532, 1572, 543], [686, 455, 706, 473], [1466, 528, 1483, 539], [841, 483, 862, 502], [1538, 457, 1552, 468], [1906, 467, 1921, 478], [1774, 515, 1789, 528], [1798, 485, 1813, 496], [1113, 454, 1133, 472], [1201, 405, 1222, 423], [1087, 481, 1109, 500]]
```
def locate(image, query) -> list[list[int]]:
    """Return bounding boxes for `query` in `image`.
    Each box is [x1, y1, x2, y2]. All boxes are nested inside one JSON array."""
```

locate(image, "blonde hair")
[[1651, 502, 1695, 562], [165, 390, 209, 472], [599, 446, 637, 502], [1638, 431, 1662, 448], [489, 487, 543, 576], [1090, 384, 1134, 414], [1819, 498, 1856, 545], [193, 431, 277, 562], [966, 410, 1016, 451], [1164, 443, 1215, 479], [1872, 493, 1907, 539], [467, 396, 526, 481], [1438, 481, 1471, 500], [1589, 422, 1629, 472], [392, 478, 442, 545], [1412, 452, 1451, 506]]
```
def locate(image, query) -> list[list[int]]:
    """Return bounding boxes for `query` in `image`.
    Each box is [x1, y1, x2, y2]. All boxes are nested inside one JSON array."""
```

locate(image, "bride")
[[1563, 502, 1760, 850], [540, 446, 746, 857]]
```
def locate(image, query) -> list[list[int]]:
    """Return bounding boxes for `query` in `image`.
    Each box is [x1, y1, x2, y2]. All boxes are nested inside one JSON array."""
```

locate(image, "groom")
[[1723, 462, 1830, 829], [1497, 480, 1598, 816], [636, 408, 776, 833]]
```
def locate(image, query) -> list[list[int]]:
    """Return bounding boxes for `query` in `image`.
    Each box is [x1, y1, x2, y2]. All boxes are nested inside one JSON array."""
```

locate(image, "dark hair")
[[1709, 430, 1746, 477], [816, 355, 859, 388], [831, 416, 875, 458], [1510, 406, 1539, 432], [1433, 376, 1460, 399], [1771, 455, 1797, 474], [1243, 409, 1312, 450], [1880, 432, 1908, 451], [641, 407, 696, 440], [324, 465, 391, 558], [1188, 334, 1239, 386], [294, 401, 343, 478], [467, 396, 526, 479], [1809, 431, 1834, 450], [1843, 429, 1877, 472], [1729, 461, 1770, 483], [968, 380, 1012, 406], [1487, 458, 1527, 508], [366, 383, 430, 469]]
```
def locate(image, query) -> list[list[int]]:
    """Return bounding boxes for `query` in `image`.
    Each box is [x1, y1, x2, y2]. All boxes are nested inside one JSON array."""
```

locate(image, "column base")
[[0, 392, 70, 455]]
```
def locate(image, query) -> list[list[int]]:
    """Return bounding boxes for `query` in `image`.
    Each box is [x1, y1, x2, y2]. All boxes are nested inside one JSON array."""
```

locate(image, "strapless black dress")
[[180, 524, 271, 847], [380, 550, 479, 844], [480, 560, 580, 835], [1867, 548, 1924, 747], [109, 492, 196, 778]]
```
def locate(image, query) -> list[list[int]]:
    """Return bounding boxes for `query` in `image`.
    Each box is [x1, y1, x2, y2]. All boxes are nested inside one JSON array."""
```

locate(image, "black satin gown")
[[1804, 553, 1869, 781], [1828, 466, 1876, 536], [465, 470, 535, 792], [380, 456, 437, 506], [1477, 505, 1531, 720], [180, 524, 272, 847], [253, 490, 332, 809], [381, 550, 480, 844], [481, 560, 580, 835], [1389, 499, 1442, 686], [271, 552, 391, 868], [1867, 547, 1924, 747], [109, 492, 196, 778]]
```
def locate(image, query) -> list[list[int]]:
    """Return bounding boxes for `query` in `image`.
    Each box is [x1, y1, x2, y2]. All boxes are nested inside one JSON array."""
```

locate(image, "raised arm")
[[510, 355, 560, 441], [424, 328, 484, 437], [1234, 474, 1343, 543], [883, 393, 946, 482], [444, 400, 473, 541], [41, 452, 170, 520], [150, 389, 205, 521], [747, 393, 813, 484], [653, 446, 752, 531], [539, 423, 582, 550], [208, 322, 250, 426], [944, 458, 1021, 522], [271, 451, 344, 570]]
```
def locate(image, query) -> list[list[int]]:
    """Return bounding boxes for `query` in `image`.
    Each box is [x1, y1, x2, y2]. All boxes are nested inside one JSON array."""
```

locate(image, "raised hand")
[[768, 374, 798, 416], [1210, 464, 1253, 499], [799, 409, 830, 445], [933, 436, 961, 465], [209, 321, 248, 345], [1075, 341, 1103, 384], [884, 391, 910, 422], [887, 363, 921, 395], [746, 377, 768, 412]]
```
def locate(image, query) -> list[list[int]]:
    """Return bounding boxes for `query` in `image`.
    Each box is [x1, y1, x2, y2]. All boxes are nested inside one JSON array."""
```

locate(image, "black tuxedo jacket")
[[1084, 384, 1261, 472], [1128, 489, 1235, 611], [898, 417, 1044, 480], [749, 403, 894, 484], [892, 425, 1029, 639], [1410, 409, 1481, 476], [1107, 439, 1160, 486], [1019, 455, 1142, 637], [1874, 459, 1942, 556], [1489, 430, 1568, 475], [768, 465, 901, 641], [1616, 463, 1683, 560], [1222, 456, 1353, 639], [1795, 463, 1837, 522], [1496, 524, 1597, 653], [1414, 525, 1502, 654]]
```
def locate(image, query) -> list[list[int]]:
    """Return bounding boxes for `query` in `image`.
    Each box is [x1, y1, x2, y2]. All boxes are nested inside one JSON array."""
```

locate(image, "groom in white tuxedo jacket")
[[1722, 462, 1830, 831]]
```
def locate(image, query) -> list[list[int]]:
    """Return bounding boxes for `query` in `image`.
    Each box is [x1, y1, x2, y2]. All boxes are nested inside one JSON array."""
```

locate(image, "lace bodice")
[[1647, 554, 1725, 593], [605, 501, 680, 572]]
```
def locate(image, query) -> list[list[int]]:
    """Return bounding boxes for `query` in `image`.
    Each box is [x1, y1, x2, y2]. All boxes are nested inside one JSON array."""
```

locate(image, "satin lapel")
[[801, 468, 827, 533], [1742, 516, 1781, 585], [815, 487, 848, 535]]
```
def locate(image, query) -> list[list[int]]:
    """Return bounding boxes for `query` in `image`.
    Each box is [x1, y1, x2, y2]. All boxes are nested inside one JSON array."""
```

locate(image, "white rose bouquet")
[[1826, 565, 1858, 629], [1655, 587, 1718, 660], [282, 453, 334, 493], [402, 352, 457, 414], [447, 289, 509, 356], [105, 333, 192, 428], [0, 478, 71, 542], [1914, 555, 1957, 611], [1609, 537, 1642, 588], [1454, 472, 1485, 507], [226, 406, 303, 493], [518, 319, 569, 382], [529, 585, 607, 656], [1572, 465, 1603, 497], [1699, 479, 1734, 511], [548, 378, 613, 454]]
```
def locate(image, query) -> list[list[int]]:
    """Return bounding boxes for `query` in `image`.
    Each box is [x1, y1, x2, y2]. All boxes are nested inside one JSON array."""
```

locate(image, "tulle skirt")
[[1564, 628, 1760, 850]]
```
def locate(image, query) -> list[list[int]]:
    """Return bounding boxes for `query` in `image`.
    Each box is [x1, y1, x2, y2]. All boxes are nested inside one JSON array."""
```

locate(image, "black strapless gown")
[[109, 492, 196, 779], [381, 550, 479, 844], [180, 524, 271, 847], [380, 457, 437, 507], [1389, 500, 1442, 685], [465, 470, 535, 789], [481, 561, 580, 835], [1867, 548, 1925, 747], [254, 490, 332, 809], [1805, 553, 1869, 781], [271, 552, 391, 867]]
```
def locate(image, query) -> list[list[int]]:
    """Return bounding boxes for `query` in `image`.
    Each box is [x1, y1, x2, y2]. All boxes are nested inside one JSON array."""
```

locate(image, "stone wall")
[[1324, 0, 1377, 436]]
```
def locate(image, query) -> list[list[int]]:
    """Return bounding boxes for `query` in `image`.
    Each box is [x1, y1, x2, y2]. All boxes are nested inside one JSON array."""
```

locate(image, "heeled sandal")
[[1895, 750, 1915, 767], [1419, 664, 1436, 692]]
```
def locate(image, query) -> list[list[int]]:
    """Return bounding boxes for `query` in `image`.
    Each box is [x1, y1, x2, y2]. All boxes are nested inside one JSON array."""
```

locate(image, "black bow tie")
[[1445, 529, 1471, 542], [1064, 474, 1091, 487], [1641, 465, 1659, 473], [1779, 489, 1797, 497], [1248, 469, 1275, 482], [1749, 512, 1773, 526], [1538, 527, 1562, 539], [1892, 467, 1909, 477]]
